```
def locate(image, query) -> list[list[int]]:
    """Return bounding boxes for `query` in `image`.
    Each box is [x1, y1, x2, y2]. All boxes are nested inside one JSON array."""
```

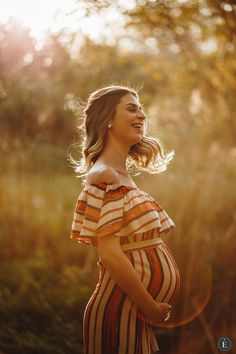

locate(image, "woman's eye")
[[128, 108, 136, 112]]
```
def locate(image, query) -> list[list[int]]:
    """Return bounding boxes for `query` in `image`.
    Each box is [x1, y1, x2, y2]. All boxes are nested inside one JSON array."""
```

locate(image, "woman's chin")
[[124, 133, 143, 146], [130, 139, 142, 147], [133, 135, 143, 143]]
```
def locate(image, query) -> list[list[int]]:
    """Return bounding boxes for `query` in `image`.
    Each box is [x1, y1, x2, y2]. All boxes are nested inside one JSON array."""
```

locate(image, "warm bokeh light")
[[0, 0, 72, 38], [0, 0, 133, 43], [0, 0, 235, 352], [158, 263, 213, 329]]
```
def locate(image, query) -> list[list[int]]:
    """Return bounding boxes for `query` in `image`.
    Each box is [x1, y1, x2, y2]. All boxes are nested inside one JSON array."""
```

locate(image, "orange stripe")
[[82, 243, 180, 353], [70, 183, 175, 246]]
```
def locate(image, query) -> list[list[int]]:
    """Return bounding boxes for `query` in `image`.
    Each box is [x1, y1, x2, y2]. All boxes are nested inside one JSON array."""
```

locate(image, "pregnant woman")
[[69, 85, 181, 353]]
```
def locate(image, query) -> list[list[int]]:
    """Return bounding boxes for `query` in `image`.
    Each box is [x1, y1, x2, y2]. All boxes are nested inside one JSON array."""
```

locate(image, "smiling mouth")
[[131, 125, 143, 133]]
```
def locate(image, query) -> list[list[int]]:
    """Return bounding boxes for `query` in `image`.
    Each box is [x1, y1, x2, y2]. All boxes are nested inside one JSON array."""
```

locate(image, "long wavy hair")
[[68, 84, 175, 186]]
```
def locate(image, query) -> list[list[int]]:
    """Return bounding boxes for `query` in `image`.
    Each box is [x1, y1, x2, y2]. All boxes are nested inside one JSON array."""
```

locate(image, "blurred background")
[[0, 0, 235, 353]]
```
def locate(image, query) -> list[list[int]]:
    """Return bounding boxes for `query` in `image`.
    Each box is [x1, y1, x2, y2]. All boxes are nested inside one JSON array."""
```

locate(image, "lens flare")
[[157, 262, 213, 328]]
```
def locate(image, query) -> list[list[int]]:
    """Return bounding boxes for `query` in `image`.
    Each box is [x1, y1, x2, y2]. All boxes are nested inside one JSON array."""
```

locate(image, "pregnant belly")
[[125, 242, 181, 305]]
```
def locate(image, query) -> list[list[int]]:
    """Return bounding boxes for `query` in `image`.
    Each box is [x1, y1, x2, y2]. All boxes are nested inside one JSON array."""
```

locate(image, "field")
[[0, 139, 235, 354]]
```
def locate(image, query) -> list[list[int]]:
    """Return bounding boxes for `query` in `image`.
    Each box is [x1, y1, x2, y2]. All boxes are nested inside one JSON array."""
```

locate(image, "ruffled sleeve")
[[70, 183, 175, 247]]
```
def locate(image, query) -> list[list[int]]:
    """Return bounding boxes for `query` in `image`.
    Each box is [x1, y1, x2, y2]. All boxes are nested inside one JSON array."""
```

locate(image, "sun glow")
[[0, 0, 80, 39], [0, 0, 132, 44]]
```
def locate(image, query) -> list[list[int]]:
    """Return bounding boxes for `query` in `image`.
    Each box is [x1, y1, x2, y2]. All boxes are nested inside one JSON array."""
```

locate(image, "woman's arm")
[[88, 167, 171, 323], [97, 235, 171, 324]]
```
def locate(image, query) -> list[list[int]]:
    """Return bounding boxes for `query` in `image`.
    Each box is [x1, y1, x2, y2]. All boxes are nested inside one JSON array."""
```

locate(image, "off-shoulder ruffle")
[[70, 183, 175, 246]]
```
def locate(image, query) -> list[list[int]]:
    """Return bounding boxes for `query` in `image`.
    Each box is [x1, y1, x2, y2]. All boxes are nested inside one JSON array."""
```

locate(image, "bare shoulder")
[[86, 165, 120, 185]]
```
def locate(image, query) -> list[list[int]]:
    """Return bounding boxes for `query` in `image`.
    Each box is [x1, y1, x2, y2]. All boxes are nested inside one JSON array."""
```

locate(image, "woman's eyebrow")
[[126, 103, 143, 110]]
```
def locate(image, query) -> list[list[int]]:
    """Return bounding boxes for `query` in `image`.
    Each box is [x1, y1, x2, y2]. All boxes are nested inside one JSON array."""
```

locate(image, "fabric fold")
[[70, 183, 175, 247]]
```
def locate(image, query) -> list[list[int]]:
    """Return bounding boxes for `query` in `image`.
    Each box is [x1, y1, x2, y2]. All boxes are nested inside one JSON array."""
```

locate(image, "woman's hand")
[[97, 234, 173, 327], [144, 302, 172, 326], [97, 236, 172, 320]]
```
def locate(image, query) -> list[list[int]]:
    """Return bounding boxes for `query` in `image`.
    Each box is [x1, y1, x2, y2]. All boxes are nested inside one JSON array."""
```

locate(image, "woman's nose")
[[137, 111, 146, 121]]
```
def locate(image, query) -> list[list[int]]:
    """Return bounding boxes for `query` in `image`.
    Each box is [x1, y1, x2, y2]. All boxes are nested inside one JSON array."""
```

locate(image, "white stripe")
[[118, 298, 136, 354], [85, 269, 112, 354], [154, 247, 171, 302], [160, 245, 178, 303], [121, 238, 164, 251]]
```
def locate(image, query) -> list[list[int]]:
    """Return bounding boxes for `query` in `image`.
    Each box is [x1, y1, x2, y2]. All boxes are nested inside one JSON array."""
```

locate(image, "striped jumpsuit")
[[70, 183, 180, 354]]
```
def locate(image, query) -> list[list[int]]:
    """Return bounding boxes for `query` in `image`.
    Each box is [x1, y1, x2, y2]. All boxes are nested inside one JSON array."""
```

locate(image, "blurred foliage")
[[0, 19, 77, 143], [0, 141, 99, 354], [0, 137, 235, 353], [1, 0, 236, 145], [0, 1, 236, 353], [125, 0, 236, 142]]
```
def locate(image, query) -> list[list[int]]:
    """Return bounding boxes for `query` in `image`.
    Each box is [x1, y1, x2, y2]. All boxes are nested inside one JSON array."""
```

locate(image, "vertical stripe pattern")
[[83, 241, 180, 354], [70, 183, 180, 353]]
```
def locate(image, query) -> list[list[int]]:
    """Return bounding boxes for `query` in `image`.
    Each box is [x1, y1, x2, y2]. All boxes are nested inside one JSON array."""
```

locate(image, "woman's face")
[[110, 93, 146, 146]]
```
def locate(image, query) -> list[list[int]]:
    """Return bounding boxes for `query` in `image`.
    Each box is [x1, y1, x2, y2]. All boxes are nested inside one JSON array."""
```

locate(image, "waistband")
[[120, 238, 164, 252]]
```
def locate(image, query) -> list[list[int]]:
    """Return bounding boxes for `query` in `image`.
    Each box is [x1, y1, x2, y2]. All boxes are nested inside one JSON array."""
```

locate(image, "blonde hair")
[[68, 84, 175, 185]]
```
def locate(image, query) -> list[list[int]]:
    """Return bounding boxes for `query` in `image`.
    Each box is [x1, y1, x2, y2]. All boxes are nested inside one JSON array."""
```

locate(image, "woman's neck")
[[98, 138, 130, 171]]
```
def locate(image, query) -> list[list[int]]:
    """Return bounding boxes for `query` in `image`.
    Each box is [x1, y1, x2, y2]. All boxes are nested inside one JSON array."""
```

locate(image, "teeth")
[[132, 124, 142, 128]]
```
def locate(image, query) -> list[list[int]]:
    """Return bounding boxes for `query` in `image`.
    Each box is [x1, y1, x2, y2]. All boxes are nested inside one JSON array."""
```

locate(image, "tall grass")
[[0, 138, 235, 353]]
